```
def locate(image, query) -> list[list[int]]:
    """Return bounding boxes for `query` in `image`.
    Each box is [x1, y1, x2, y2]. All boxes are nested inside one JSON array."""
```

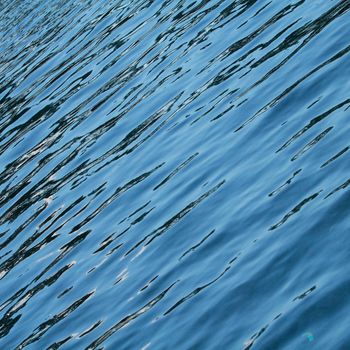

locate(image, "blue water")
[[1, 0, 350, 349]]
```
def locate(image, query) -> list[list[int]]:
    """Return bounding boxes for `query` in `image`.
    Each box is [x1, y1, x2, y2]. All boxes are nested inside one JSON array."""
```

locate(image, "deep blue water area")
[[1, 0, 350, 349]]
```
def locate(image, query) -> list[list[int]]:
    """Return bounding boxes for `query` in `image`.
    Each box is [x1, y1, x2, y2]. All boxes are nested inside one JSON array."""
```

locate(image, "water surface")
[[1, 0, 350, 349]]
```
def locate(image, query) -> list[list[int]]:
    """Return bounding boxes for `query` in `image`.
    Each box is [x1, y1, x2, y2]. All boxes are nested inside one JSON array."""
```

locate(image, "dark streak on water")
[[0, 0, 350, 349]]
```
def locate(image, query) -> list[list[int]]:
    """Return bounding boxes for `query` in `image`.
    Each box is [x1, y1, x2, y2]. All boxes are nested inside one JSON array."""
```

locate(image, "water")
[[1, 0, 350, 349]]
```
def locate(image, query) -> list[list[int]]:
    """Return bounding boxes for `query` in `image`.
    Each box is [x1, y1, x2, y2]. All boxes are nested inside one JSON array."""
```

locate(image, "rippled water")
[[1, 0, 350, 349]]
